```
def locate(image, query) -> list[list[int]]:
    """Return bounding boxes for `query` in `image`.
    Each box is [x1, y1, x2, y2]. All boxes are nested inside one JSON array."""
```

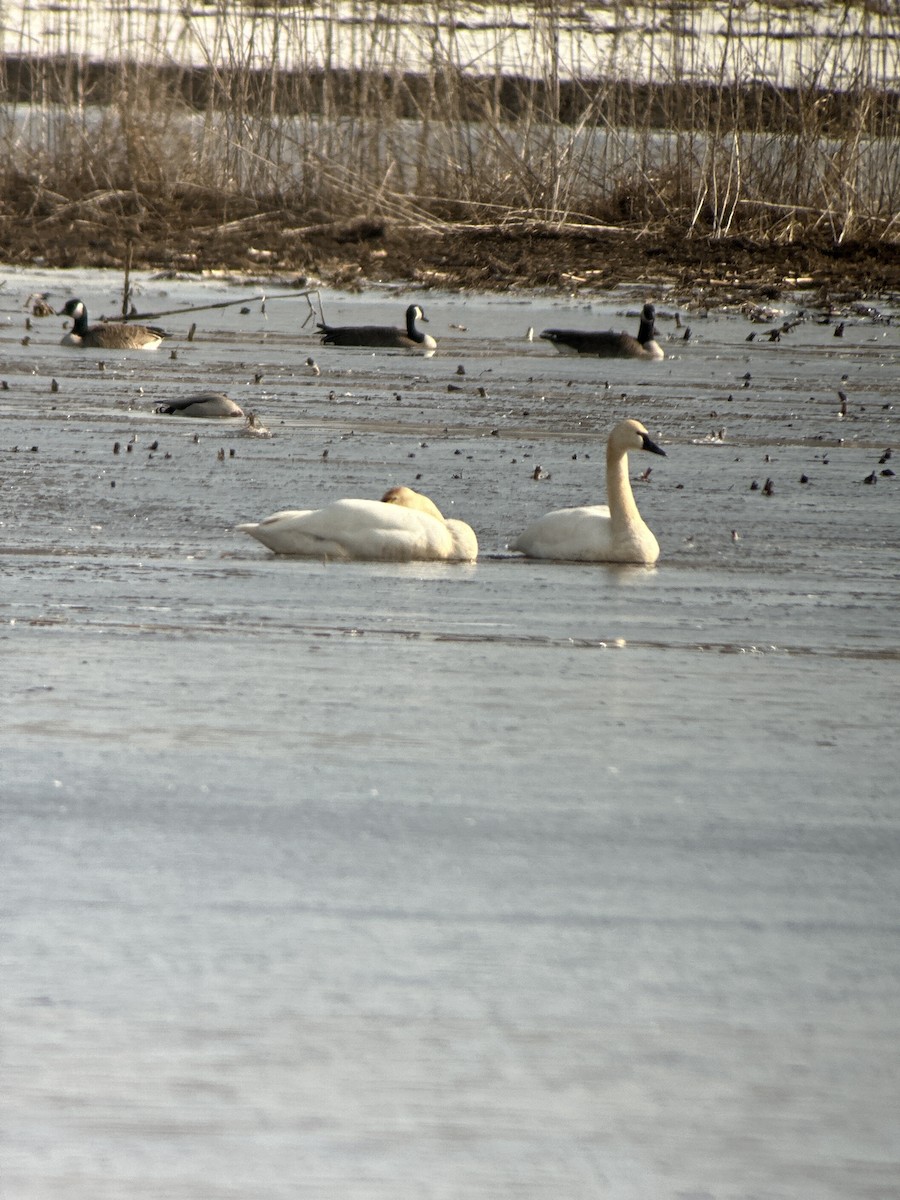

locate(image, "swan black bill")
[[641, 434, 666, 456]]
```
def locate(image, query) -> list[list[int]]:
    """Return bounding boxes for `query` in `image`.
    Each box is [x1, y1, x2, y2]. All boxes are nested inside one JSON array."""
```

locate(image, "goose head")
[[405, 304, 429, 338], [61, 299, 88, 329], [637, 303, 658, 345], [404, 305, 436, 354]]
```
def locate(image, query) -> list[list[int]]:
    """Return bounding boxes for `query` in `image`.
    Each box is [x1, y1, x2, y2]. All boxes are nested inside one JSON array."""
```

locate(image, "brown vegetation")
[[1, 1, 898, 298], [2, 180, 897, 303]]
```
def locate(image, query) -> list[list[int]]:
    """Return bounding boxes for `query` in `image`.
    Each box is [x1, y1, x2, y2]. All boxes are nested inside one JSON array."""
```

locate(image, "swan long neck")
[[606, 442, 642, 531]]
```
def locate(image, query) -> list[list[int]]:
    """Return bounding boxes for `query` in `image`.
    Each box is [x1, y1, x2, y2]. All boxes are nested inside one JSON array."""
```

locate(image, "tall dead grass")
[[0, 0, 897, 247]]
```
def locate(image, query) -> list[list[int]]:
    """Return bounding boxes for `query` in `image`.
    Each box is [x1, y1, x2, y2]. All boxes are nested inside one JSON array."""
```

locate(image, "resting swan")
[[236, 486, 477, 562], [317, 304, 437, 355], [509, 419, 666, 563], [379, 485, 445, 520], [540, 303, 664, 360]]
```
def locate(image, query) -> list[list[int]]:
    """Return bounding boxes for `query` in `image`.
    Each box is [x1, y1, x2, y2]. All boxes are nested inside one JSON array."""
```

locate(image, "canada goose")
[[236, 486, 477, 561], [154, 393, 244, 419], [60, 299, 169, 350], [540, 303, 664, 360], [509, 418, 666, 563], [317, 304, 437, 355]]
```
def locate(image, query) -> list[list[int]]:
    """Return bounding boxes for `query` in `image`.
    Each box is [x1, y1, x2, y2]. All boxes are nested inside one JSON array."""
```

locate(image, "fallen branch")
[[114, 289, 323, 323]]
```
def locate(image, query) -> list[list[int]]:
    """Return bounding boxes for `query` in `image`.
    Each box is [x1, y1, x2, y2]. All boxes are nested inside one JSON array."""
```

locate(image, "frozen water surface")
[[2, 268, 899, 1199]]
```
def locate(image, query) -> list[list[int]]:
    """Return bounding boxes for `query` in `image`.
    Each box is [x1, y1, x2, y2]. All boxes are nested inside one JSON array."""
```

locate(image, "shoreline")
[[4, 215, 900, 304]]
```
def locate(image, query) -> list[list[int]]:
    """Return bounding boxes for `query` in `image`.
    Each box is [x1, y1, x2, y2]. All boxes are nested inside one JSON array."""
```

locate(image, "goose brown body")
[[317, 304, 437, 354], [155, 393, 244, 419], [540, 303, 664, 360], [60, 299, 169, 350]]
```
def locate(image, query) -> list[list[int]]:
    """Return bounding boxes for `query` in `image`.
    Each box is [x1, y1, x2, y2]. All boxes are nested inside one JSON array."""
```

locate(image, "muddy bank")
[[2, 162, 899, 302], [380, 224, 900, 301], [4, 194, 899, 302]]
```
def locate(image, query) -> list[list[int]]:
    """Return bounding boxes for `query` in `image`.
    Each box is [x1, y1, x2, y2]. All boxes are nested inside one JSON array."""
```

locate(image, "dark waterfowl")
[[317, 304, 437, 355], [540, 303, 664, 360], [154, 393, 244, 419], [60, 299, 169, 350]]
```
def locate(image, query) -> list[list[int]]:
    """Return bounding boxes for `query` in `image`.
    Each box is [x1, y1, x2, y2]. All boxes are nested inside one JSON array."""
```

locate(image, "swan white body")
[[236, 490, 477, 561], [155, 393, 244, 418], [509, 419, 666, 563]]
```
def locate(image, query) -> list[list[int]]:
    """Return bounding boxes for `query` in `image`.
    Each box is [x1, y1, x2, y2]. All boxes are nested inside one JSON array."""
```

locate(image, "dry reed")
[[0, 0, 897, 251]]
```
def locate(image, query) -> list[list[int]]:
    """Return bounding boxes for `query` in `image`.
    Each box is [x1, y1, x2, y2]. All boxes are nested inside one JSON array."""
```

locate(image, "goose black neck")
[[69, 305, 89, 336], [405, 307, 425, 343], [637, 308, 656, 345]]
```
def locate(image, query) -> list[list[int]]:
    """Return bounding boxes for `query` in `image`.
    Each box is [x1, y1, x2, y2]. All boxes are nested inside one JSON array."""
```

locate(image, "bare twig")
[[114, 290, 322, 323]]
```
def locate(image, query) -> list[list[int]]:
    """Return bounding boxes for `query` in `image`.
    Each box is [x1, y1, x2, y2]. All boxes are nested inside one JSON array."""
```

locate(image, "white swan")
[[236, 486, 478, 561], [509, 418, 666, 563]]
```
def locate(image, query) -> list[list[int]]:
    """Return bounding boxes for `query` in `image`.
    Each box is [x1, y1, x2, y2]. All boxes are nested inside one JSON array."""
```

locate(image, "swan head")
[[380, 485, 445, 521], [610, 418, 666, 458]]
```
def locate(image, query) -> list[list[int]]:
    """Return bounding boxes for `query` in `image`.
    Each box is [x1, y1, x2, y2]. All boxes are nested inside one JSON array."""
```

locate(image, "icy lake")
[[2, 266, 898, 1199]]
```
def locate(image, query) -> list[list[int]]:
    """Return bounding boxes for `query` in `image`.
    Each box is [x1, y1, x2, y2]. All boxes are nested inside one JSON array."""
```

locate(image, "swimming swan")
[[154, 393, 244, 418], [236, 486, 477, 561], [540, 303, 664, 360], [509, 419, 666, 563], [60, 299, 169, 350], [317, 304, 437, 355]]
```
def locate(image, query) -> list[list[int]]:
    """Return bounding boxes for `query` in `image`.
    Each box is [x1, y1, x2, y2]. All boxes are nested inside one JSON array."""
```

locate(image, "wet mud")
[[4, 195, 900, 300]]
